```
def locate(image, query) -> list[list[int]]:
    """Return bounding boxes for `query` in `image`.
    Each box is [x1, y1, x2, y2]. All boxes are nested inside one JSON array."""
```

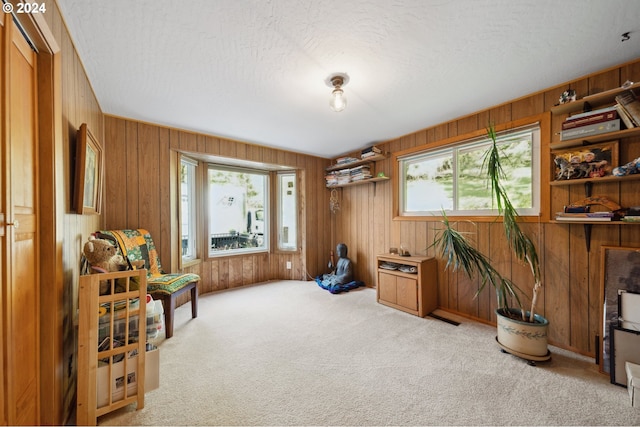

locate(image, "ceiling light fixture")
[[326, 73, 349, 112]]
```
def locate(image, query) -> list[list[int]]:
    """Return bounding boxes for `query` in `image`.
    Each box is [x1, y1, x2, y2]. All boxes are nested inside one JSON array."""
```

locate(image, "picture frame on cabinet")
[[552, 141, 618, 181], [74, 123, 103, 215]]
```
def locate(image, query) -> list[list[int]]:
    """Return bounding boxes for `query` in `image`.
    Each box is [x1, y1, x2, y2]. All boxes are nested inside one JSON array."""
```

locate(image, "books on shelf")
[[560, 119, 620, 140], [615, 103, 636, 129], [361, 145, 381, 155], [555, 212, 617, 222], [615, 89, 640, 127], [561, 109, 618, 130], [361, 146, 382, 159], [333, 156, 359, 166], [325, 165, 372, 186], [566, 105, 618, 121]]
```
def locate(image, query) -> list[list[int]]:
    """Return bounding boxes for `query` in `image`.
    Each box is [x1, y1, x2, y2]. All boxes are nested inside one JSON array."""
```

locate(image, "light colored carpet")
[[98, 280, 640, 426]]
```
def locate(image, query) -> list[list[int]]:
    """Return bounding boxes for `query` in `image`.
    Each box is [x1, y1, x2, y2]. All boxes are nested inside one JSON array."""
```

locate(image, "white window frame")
[[277, 171, 298, 251], [180, 156, 199, 263], [398, 124, 541, 217]]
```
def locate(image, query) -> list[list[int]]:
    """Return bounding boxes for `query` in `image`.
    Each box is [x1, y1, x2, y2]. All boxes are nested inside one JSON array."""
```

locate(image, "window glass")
[[399, 125, 540, 216], [278, 172, 297, 251], [180, 157, 198, 261], [208, 166, 268, 255], [403, 149, 453, 212]]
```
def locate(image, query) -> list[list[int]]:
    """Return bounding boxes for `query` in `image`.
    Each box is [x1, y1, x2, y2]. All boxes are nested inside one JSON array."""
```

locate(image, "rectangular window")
[[208, 165, 268, 256], [180, 156, 198, 262], [399, 125, 540, 216], [277, 172, 297, 251]]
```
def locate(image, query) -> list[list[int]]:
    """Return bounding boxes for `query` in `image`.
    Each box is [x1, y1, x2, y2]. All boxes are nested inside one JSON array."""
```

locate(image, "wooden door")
[[396, 277, 418, 311], [1, 15, 40, 426], [378, 272, 397, 304]]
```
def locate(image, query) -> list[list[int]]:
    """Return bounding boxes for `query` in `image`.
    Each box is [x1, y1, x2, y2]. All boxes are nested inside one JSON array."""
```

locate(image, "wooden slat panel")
[[125, 121, 139, 225], [158, 127, 171, 269], [455, 221, 478, 317], [104, 117, 127, 228], [138, 123, 161, 240]]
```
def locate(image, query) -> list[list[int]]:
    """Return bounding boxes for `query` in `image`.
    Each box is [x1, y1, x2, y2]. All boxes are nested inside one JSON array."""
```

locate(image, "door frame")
[[6, 4, 63, 424]]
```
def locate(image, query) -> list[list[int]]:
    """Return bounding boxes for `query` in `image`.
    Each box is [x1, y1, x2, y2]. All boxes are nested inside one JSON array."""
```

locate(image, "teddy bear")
[[83, 235, 130, 273]]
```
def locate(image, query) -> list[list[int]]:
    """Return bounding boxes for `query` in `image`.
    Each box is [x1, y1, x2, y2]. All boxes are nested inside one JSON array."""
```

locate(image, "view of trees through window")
[[208, 167, 268, 254], [402, 127, 538, 215]]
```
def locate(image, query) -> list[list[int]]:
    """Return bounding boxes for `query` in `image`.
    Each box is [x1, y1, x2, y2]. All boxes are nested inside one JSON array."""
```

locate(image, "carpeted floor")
[[98, 280, 640, 426]]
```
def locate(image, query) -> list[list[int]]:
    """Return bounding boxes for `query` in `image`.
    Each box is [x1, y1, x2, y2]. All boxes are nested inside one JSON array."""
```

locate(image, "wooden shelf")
[[326, 176, 390, 188], [325, 153, 386, 171], [550, 82, 640, 115], [551, 127, 640, 150], [551, 220, 637, 225], [550, 173, 640, 186]]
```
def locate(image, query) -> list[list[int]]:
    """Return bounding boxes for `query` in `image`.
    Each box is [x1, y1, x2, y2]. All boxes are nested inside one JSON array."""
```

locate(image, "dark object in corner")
[[428, 313, 460, 326]]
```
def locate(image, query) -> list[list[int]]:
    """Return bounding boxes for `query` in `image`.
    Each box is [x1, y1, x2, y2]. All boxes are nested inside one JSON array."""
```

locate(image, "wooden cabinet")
[[376, 254, 437, 317], [77, 270, 148, 426]]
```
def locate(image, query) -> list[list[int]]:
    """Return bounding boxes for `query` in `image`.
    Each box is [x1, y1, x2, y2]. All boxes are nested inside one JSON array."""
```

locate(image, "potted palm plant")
[[431, 124, 549, 364]]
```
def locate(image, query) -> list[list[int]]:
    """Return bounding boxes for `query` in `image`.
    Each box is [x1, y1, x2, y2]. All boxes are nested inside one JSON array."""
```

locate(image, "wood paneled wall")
[[40, 1, 105, 424], [334, 59, 640, 357], [36, 0, 639, 420], [102, 117, 333, 301]]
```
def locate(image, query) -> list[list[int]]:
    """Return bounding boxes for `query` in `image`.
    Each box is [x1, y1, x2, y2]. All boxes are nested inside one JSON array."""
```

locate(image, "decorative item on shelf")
[[329, 188, 340, 214], [559, 89, 576, 104], [555, 195, 624, 222], [552, 141, 618, 180], [399, 244, 411, 256], [613, 156, 640, 176], [325, 73, 349, 112]]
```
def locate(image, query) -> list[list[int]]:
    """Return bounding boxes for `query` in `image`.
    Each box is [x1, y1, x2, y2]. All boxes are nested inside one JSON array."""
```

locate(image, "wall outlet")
[[286, 261, 292, 269]]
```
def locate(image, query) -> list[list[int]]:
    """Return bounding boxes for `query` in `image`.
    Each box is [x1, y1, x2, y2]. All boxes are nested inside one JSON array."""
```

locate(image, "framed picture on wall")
[[74, 123, 103, 214], [552, 141, 618, 181]]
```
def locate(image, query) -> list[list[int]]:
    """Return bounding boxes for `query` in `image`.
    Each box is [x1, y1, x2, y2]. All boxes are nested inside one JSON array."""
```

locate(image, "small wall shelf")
[[550, 82, 640, 115], [325, 153, 388, 188], [325, 153, 386, 172], [551, 127, 640, 150], [326, 176, 390, 188]]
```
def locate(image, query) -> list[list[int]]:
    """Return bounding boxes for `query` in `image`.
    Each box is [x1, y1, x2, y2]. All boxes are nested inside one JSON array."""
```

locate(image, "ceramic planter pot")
[[496, 308, 549, 358]]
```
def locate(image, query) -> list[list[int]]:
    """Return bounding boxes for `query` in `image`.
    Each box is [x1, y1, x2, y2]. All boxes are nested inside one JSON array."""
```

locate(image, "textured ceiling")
[[56, 0, 640, 158]]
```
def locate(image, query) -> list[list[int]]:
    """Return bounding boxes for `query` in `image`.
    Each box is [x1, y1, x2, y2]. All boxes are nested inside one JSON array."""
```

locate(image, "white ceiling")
[[56, 0, 640, 158]]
